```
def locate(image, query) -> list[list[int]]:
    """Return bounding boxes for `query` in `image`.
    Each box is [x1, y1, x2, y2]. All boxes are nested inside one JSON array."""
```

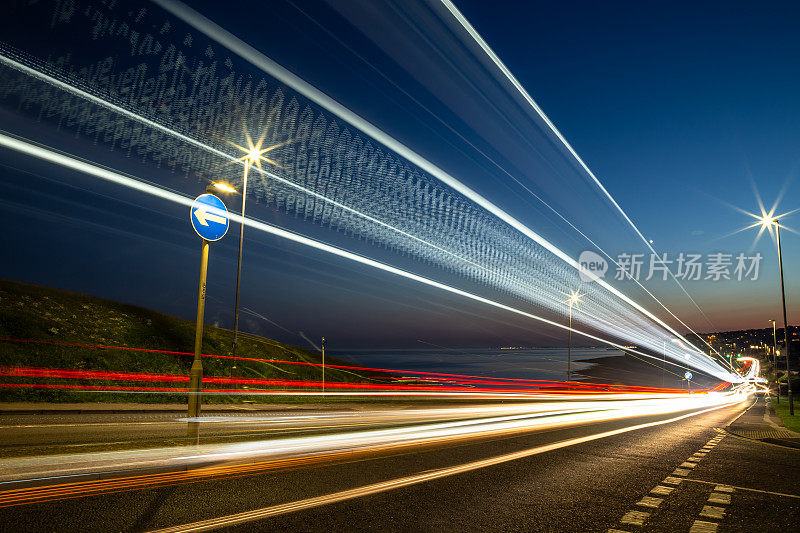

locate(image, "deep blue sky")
[[448, 0, 800, 329], [0, 0, 797, 350]]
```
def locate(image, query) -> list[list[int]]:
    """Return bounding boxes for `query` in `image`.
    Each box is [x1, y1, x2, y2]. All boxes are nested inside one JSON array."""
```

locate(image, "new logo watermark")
[[578, 251, 762, 282], [578, 250, 608, 282]]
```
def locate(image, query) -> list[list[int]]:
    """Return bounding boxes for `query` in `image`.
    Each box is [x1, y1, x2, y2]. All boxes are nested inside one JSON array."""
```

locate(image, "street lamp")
[[770, 319, 779, 403], [759, 214, 793, 414], [227, 131, 281, 375], [321, 336, 326, 395], [566, 290, 582, 381], [662, 337, 681, 388]]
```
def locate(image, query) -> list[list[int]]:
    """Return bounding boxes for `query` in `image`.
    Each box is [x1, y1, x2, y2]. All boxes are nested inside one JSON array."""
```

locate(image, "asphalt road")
[[0, 400, 615, 457], [2, 398, 799, 532]]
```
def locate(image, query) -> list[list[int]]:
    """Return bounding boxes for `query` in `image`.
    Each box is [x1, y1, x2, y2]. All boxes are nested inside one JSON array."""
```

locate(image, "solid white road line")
[[683, 480, 798, 499]]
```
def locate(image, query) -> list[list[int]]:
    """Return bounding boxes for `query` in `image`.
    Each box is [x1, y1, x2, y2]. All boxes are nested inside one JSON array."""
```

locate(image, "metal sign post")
[[187, 194, 229, 440]]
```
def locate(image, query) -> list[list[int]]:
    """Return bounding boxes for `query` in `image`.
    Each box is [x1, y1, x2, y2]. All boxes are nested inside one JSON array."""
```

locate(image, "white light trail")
[[0, 46, 699, 370], [0, 132, 738, 380], [150, 0, 726, 370], [148, 400, 743, 533], [0, 393, 748, 486], [436, 0, 717, 335]]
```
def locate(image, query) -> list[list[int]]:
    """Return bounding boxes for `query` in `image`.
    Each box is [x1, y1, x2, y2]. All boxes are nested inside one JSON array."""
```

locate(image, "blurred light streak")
[[0, 133, 738, 381], [436, 0, 717, 333], [149, 403, 742, 532], [0, 396, 747, 509], [0, 51, 722, 377], [0, 337, 683, 388], [153, 0, 724, 368], [0, 365, 695, 395], [0, 51, 490, 279]]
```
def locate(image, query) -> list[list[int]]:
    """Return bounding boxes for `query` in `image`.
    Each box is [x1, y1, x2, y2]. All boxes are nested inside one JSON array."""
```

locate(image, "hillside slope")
[[0, 279, 384, 403]]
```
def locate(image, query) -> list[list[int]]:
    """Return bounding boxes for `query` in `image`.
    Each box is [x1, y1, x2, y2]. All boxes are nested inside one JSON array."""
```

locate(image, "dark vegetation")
[[0, 279, 391, 403]]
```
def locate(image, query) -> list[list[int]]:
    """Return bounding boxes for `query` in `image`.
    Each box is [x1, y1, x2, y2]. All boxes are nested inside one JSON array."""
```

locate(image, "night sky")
[[0, 0, 797, 349]]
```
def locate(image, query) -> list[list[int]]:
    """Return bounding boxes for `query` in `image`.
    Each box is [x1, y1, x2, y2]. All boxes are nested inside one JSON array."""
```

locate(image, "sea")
[[329, 347, 624, 381]]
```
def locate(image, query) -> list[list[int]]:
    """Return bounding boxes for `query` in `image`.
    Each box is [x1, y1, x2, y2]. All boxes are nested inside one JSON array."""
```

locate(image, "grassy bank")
[[0, 279, 390, 403], [771, 397, 800, 433]]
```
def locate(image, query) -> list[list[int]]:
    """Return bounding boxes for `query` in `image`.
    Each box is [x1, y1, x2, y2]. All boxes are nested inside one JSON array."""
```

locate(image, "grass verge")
[[771, 397, 800, 433]]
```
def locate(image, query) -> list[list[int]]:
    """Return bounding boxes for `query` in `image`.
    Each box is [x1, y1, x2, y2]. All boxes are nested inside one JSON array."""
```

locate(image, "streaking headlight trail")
[[0, 391, 748, 491], [0, 132, 739, 382]]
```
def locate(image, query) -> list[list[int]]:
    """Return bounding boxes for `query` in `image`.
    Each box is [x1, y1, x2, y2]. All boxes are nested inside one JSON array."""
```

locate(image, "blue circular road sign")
[[190, 194, 229, 241], [684, 371, 693, 381]]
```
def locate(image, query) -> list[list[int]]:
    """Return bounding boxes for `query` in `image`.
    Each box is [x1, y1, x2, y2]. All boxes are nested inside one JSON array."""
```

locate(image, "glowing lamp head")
[[567, 290, 582, 307], [759, 213, 776, 229], [246, 147, 261, 164], [211, 182, 237, 194]]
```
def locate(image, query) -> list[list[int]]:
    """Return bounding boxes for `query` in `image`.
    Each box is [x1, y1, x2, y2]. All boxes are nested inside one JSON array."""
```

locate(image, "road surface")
[[1, 398, 798, 532]]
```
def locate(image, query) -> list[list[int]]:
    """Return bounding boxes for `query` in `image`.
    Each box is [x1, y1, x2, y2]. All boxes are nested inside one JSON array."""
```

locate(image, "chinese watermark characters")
[[578, 252, 762, 282]]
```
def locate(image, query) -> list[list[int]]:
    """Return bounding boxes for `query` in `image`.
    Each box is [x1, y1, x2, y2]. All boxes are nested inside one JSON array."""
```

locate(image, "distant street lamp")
[[662, 337, 681, 388], [759, 215, 793, 414], [321, 337, 326, 395], [566, 290, 582, 382]]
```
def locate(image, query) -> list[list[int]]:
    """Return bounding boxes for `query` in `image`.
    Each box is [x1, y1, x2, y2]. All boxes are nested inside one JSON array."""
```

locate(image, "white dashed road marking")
[[650, 485, 674, 496], [690, 519, 718, 533], [708, 492, 731, 505], [612, 431, 732, 532], [699, 505, 726, 520], [635, 496, 663, 508], [620, 510, 649, 526]]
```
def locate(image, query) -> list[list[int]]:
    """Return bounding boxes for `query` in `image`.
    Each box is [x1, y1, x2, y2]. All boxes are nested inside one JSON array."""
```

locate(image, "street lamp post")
[[566, 291, 581, 382], [227, 131, 284, 375], [661, 338, 682, 389], [568, 303, 572, 382], [770, 319, 779, 403], [231, 160, 251, 376], [775, 220, 793, 415], [321, 337, 326, 395]]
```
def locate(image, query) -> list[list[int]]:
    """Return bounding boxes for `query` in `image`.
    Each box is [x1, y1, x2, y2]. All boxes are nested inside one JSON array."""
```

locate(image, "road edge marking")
[[147, 403, 738, 533]]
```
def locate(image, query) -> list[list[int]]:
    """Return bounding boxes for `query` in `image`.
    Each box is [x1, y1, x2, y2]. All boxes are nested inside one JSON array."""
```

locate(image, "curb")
[[722, 427, 800, 450]]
